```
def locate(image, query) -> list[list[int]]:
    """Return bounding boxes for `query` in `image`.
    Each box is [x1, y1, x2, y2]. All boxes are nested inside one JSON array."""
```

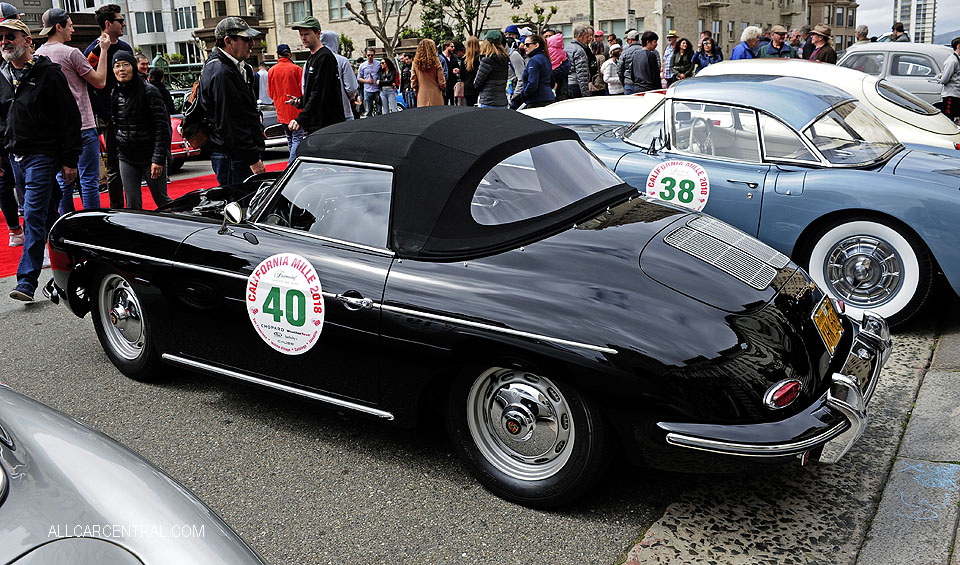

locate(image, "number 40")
[[262, 287, 306, 327]]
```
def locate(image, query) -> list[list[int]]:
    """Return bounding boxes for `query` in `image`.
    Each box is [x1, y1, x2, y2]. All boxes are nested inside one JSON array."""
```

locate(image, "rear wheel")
[[91, 268, 162, 381], [446, 366, 608, 508], [805, 218, 933, 326]]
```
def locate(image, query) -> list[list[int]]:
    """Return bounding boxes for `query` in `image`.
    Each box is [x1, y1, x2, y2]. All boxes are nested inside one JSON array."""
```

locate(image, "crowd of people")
[[2, 0, 959, 304]]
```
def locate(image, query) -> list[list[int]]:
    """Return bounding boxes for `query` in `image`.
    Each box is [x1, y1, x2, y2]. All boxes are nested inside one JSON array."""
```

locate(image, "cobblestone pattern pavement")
[[623, 326, 937, 565]]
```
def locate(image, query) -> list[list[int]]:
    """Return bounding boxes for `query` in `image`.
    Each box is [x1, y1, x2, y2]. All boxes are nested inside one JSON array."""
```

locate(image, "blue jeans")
[[480, 104, 508, 108], [11, 154, 61, 295], [624, 84, 638, 94], [58, 128, 101, 214], [380, 87, 398, 113], [402, 89, 416, 109], [211, 152, 253, 189], [282, 124, 305, 165], [363, 90, 380, 117]]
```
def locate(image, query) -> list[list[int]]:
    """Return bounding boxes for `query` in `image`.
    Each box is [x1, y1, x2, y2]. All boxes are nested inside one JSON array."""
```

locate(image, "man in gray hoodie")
[[319, 30, 359, 121]]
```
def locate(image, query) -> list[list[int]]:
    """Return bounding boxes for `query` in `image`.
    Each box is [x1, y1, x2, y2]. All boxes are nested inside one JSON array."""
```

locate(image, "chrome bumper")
[[659, 311, 891, 463]]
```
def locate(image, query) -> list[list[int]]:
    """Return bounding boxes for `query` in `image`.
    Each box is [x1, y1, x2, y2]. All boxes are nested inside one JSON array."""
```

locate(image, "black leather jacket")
[[199, 49, 264, 166], [111, 80, 171, 165]]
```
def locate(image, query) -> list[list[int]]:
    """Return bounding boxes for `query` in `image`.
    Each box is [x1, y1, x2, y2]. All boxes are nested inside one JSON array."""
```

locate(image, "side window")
[[759, 114, 817, 162], [891, 54, 936, 77], [259, 161, 392, 248], [842, 53, 884, 75], [672, 101, 760, 162], [624, 101, 666, 147]]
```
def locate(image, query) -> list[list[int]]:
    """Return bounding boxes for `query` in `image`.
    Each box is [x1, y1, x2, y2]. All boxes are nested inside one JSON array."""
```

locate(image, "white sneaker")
[[42, 247, 50, 269], [8, 231, 23, 247]]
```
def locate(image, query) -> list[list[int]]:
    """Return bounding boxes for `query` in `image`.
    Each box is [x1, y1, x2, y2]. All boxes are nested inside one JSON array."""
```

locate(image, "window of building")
[[728, 21, 734, 40], [712, 20, 721, 37], [823, 5, 831, 24], [176, 7, 198, 30], [285, 0, 306, 24], [135, 11, 153, 33], [328, 0, 346, 20], [154, 11, 163, 32], [847, 9, 855, 27], [215, 0, 227, 16], [599, 19, 626, 40], [836, 7, 843, 27], [698, 19, 704, 34], [741, 21, 748, 32], [203, 1, 211, 19], [177, 41, 203, 64], [666, 17, 674, 32]]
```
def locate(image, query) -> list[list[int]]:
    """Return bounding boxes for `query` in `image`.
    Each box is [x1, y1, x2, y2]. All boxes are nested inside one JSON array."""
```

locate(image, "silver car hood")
[[0, 386, 265, 565]]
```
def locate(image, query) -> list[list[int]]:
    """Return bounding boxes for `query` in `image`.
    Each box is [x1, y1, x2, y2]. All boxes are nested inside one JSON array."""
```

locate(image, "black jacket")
[[150, 79, 176, 115], [297, 46, 345, 133], [376, 66, 397, 89], [112, 80, 171, 165], [199, 48, 264, 166], [0, 56, 82, 167], [474, 53, 509, 107]]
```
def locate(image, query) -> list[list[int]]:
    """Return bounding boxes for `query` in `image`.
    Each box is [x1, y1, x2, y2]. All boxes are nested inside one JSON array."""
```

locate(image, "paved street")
[[0, 163, 953, 562]]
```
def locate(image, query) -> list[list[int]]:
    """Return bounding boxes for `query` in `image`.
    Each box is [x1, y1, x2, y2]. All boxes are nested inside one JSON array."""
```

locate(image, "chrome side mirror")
[[219, 202, 243, 234]]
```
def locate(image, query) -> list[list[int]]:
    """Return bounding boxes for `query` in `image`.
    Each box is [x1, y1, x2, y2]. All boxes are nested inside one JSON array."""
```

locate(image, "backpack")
[[180, 62, 213, 148]]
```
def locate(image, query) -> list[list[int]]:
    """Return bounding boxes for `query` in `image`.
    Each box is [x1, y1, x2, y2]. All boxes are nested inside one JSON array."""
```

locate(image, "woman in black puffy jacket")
[[473, 31, 510, 108], [111, 51, 172, 210]]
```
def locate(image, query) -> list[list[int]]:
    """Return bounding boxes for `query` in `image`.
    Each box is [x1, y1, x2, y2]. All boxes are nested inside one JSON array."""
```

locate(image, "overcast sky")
[[855, 0, 960, 40]]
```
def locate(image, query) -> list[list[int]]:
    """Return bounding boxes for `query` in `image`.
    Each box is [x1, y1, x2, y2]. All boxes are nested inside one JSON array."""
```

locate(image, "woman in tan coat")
[[411, 38, 446, 107]]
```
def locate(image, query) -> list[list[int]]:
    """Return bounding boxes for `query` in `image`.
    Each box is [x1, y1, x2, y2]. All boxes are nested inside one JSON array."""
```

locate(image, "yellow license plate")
[[813, 297, 844, 356]]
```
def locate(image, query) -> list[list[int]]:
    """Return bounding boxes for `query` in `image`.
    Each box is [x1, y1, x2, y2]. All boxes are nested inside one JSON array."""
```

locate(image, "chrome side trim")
[[62, 240, 250, 281], [162, 354, 394, 420], [381, 304, 618, 354]]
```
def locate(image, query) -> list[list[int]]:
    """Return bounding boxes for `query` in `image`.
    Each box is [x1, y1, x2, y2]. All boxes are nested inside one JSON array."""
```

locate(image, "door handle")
[[336, 294, 374, 310], [727, 179, 759, 189]]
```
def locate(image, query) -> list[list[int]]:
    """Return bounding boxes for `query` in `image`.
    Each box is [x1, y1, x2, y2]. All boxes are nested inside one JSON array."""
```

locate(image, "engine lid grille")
[[664, 215, 790, 290]]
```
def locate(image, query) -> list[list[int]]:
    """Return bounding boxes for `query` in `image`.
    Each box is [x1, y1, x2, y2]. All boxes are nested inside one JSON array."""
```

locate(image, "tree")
[[418, 0, 448, 41], [443, 0, 523, 38], [340, 33, 355, 59], [344, 0, 420, 60], [510, 3, 558, 35]]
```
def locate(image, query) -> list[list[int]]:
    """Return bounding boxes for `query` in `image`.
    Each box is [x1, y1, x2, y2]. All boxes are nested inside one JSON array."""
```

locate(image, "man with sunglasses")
[[83, 4, 132, 208], [0, 18, 82, 301], [758, 25, 798, 58], [199, 17, 265, 189]]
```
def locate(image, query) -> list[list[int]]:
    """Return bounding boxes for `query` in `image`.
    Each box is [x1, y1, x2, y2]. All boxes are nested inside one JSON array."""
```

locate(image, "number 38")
[[659, 176, 695, 204]]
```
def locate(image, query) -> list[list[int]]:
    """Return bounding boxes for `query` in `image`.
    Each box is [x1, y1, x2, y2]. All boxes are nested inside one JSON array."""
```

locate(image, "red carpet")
[[0, 162, 287, 279]]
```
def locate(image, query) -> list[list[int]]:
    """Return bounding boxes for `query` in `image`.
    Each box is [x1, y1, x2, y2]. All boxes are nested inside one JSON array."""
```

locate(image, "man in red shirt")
[[267, 43, 303, 163]]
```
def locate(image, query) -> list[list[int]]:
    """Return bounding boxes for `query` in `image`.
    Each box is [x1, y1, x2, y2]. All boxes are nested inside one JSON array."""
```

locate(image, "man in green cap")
[[287, 16, 344, 134]]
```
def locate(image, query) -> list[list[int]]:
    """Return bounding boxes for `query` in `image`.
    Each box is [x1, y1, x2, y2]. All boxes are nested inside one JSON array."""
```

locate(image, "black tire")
[[446, 366, 608, 508], [90, 267, 163, 381], [803, 217, 933, 326], [170, 157, 186, 172]]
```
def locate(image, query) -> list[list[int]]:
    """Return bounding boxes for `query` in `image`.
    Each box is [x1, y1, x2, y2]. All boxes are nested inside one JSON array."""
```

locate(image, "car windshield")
[[471, 139, 623, 225], [876, 79, 940, 115], [803, 102, 900, 165]]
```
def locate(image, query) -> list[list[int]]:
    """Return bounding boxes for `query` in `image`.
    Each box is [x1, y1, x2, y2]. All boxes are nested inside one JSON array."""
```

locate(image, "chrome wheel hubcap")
[[466, 368, 573, 481], [825, 235, 902, 308], [98, 274, 144, 361]]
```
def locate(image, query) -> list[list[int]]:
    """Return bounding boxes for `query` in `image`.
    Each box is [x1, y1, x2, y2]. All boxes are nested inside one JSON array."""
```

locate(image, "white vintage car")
[[694, 59, 960, 154]]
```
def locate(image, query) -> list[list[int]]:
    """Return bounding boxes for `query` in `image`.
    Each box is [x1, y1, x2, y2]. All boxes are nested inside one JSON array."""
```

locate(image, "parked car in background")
[[45, 107, 890, 508], [170, 89, 286, 155], [696, 59, 960, 154], [838, 42, 955, 105], [0, 383, 266, 564], [526, 75, 960, 325]]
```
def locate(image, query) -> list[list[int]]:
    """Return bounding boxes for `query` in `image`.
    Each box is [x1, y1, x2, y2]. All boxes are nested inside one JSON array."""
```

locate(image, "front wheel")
[[90, 268, 162, 381], [805, 218, 933, 326], [446, 366, 608, 508]]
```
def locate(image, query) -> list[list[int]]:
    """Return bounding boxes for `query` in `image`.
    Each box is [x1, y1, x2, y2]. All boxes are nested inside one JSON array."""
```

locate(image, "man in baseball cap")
[[214, 15, 261, 40], [0, 2, 18, 20], [198, 16, 265, 188], [758, 24, 798, 58], [286, 15, 344, 134], [0, 16, 82, 302]]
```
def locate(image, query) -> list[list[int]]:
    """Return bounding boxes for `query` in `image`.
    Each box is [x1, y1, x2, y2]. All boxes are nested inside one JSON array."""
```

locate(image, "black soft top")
[[296, 106, 632, 260]]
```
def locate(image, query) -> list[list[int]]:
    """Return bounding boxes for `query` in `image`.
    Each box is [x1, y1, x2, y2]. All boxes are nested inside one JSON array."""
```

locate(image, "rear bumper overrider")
[[656, 311, 891, 464]]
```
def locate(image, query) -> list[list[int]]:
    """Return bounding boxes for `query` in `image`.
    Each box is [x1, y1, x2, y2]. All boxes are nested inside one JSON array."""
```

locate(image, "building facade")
[[57, 0, 203, 62], [892, 0, 936, 43], [806, 0, 857, 51]]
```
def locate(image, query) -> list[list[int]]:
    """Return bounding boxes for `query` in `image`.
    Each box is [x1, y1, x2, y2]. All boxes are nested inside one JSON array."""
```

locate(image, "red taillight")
[[765, 380, 802, 409], [955, 143, 960, 151], [47, 244, 70, 272]]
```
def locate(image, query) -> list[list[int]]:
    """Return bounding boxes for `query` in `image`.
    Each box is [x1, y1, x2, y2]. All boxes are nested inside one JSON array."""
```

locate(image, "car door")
[[886, 52, 942, 105], [615, 100, 770, 236], [170, 160, 395, 405]]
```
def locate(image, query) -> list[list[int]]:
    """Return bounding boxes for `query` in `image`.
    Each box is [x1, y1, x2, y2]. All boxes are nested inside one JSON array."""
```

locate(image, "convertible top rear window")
[[471, 139, 622, 226]]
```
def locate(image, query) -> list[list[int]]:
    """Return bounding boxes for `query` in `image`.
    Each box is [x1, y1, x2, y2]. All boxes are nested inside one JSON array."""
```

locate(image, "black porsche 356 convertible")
[[45, 107, 891, 507]]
